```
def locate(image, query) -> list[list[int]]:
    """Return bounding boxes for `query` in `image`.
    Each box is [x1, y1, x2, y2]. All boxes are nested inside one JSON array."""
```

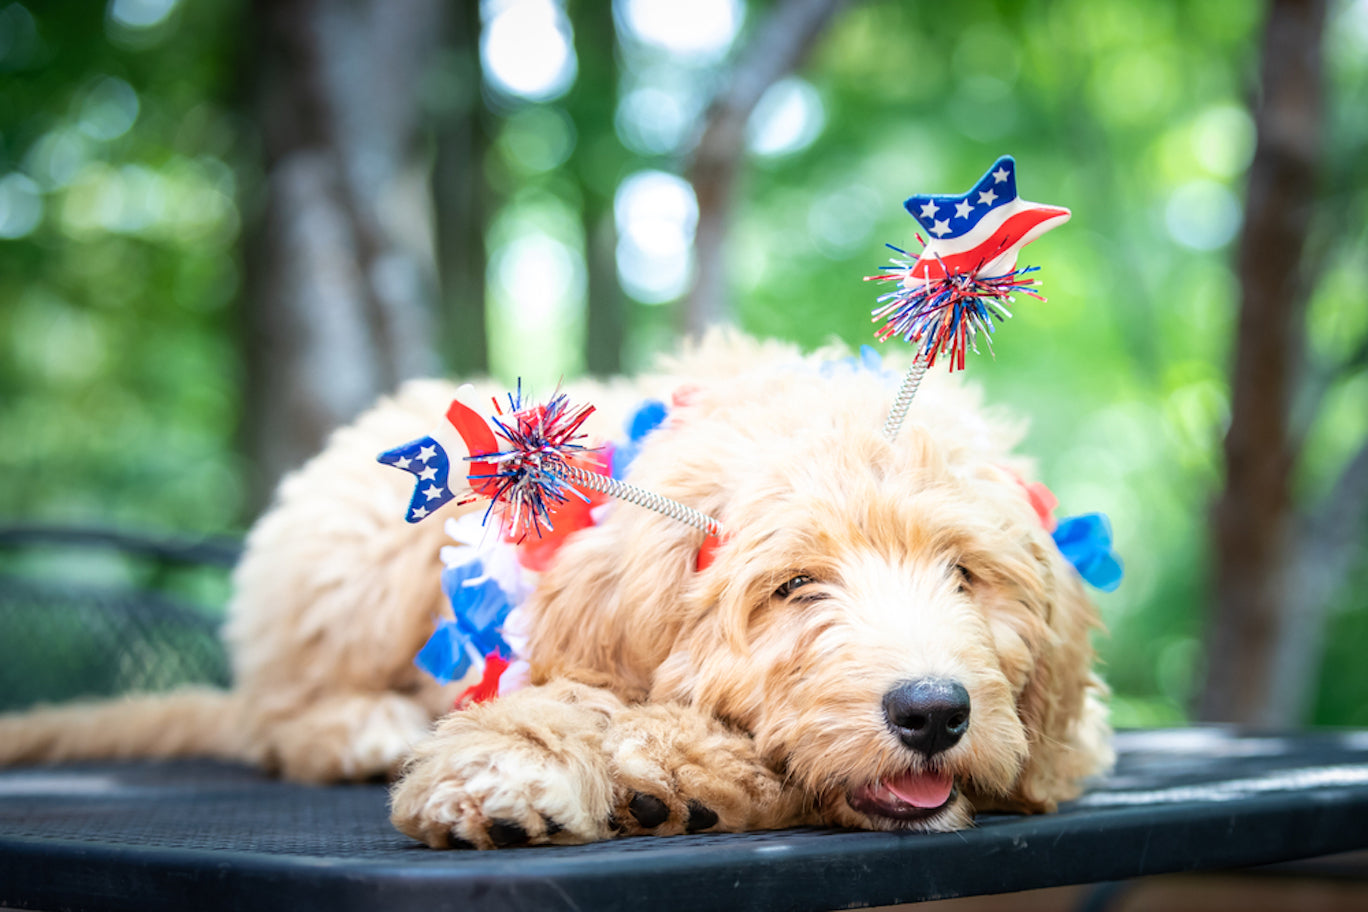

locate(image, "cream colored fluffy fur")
[[0, 334, 1112, 848]]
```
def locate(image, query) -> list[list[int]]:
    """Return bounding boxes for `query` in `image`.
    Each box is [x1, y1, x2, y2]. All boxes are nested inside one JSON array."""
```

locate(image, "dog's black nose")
[[883, 678, 971, 757]]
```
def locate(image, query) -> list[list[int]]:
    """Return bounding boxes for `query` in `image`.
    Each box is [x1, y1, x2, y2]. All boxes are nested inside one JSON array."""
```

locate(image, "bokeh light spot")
[[1191, 104, 1255, 178], [498, 106, 577, 173], [1165, 179, 1242, 250], [493, 231, 583, 323], [618, 0, 742, 61], [0, 172, 43, 239], [616, 86, 690, 156], [747, 77, 825, 158], [24, 129, 91, 191], [614, 170, 697, 304], [108, 0, 179, 30], [79, 77, 141, 142], [482, 0, 577, 103]]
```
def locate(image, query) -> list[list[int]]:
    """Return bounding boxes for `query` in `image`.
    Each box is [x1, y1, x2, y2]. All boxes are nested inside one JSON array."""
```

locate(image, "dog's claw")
[[628, 793, 670, 828], [487, 819, 531, 847], [686, 800, 719, 832]]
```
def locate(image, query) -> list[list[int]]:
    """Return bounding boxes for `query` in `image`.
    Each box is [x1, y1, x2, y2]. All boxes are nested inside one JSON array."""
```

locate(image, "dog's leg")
[[390, 681, 811, 848], [247, 691, 436, 783]]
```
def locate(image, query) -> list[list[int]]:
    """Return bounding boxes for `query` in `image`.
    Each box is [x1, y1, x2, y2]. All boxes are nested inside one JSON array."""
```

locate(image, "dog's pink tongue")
[[884, 770, 954, 808]]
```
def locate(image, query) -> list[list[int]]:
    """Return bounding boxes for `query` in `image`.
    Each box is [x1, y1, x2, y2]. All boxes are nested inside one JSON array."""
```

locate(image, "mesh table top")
[[3, 728, 1368, 912]]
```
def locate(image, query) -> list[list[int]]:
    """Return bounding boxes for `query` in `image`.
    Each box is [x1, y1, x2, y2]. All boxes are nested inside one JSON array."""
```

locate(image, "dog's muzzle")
[[843, 678, 971, 823]]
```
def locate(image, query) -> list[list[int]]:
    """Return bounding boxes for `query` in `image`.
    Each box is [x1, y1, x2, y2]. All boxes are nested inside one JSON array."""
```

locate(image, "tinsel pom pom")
[[866, 243, 1045, 372], [470, 383, 599, 540]]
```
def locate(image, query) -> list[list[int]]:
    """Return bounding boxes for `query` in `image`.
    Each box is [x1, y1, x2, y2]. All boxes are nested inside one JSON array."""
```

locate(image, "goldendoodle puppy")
[[0, 335, 1112, 848]]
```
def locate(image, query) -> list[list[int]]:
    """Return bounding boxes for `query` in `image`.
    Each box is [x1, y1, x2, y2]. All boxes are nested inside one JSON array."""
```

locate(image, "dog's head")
[[527, 347, 1110, 831]]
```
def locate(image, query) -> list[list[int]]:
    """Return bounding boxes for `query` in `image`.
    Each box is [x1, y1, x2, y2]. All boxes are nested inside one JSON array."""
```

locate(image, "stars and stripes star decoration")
[[376, 389, 495, 524], [378, 384, 723, 562], [866, 155, 1070, 440], [376, 437, 465, 523], [378, 383, 597, 536]]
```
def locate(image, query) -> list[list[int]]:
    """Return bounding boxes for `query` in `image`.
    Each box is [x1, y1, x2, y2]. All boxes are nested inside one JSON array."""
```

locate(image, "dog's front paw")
[[389, 682, 623, 849], [606, 703, 810, 837], [389, 737, 614, 848]]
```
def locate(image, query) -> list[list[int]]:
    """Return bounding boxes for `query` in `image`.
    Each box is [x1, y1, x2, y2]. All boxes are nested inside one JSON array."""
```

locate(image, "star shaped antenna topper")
[[902, 155, 1070, 282], [866, 155, 1071, 439]]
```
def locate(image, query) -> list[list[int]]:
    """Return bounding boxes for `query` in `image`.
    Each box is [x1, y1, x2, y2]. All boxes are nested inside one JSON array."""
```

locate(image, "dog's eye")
[[775, 575, 815, 599], [955, 564, 973, 591]]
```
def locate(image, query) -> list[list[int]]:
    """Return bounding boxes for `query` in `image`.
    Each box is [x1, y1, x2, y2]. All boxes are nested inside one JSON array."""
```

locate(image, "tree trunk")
[[567, 0, 626, 376], [1269, 437, 1368, 721], [683, 0, 845, 336], [1199, 0, 1327, 725], [433, 0, 490, 376], [241, 0, 446, 511]]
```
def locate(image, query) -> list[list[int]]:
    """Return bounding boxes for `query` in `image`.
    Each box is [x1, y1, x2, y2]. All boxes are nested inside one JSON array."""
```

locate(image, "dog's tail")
[[0, 687, 250, 766]]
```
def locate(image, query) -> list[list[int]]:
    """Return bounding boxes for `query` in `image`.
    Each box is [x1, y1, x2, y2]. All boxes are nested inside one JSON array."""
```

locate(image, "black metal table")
[[2, 727, 1367, 912]]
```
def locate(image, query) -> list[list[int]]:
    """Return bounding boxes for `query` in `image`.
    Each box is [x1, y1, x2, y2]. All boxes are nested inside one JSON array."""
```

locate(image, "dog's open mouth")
[[846, 770, 956, 822]]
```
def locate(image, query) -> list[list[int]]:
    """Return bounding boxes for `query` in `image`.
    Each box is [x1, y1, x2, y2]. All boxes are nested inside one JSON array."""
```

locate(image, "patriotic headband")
[[866, 154, 1070, 439], [378, 156, 1106, 586]]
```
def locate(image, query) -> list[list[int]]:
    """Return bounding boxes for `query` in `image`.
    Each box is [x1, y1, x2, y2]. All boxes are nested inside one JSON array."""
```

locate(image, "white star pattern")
[[919, 200, 939, 219], [890, 155, 1070, 289], [378, 434, 462, 525]]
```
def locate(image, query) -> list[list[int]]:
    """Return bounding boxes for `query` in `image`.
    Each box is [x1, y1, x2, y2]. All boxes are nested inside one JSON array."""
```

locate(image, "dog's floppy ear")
[[521, 502, 715, 702], [1007, 541, 1111, 812], [482, 382, 732, 700]]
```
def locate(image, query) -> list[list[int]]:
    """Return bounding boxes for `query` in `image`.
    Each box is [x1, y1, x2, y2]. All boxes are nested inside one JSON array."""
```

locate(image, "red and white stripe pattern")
[[904, 155, 1070, 281]]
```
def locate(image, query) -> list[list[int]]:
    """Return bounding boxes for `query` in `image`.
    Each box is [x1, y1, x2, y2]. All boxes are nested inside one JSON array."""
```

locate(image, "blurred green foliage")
[[0, 0, 247, 533], [0, 0, 1365, 724]]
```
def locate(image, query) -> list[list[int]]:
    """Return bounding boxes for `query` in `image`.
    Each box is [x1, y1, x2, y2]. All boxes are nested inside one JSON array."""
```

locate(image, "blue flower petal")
[[628, 399, 669, 441], [1080, 550, 1124, 593], [414, 620, 473, 683], [417, 555, 517, 684], [443, 563, 514, 636], [1052, 513, 1123, 592], [821, 345, 888, 378], [612, 399, 668, 479]]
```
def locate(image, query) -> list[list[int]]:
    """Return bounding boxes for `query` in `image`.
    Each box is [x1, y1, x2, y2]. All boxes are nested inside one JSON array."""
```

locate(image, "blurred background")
[[0, 0, 1364, 730]]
